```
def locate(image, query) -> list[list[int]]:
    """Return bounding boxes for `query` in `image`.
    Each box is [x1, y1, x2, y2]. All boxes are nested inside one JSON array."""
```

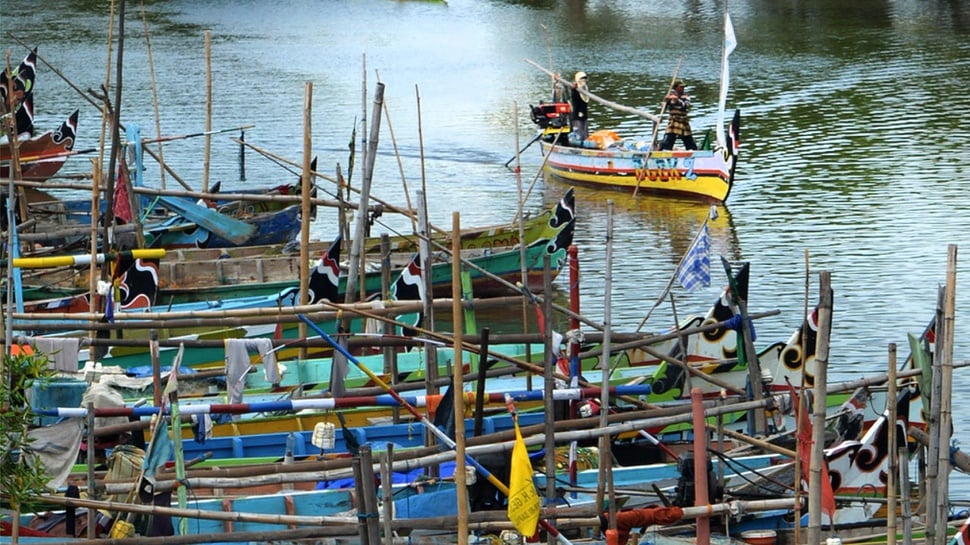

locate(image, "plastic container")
[[739, 529, 777, 545]]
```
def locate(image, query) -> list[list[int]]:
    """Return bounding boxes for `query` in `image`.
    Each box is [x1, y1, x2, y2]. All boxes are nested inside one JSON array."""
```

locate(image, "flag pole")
[[635, 206, 716, 333], [505, 394, 541, 538], [299, 314, 576, 545]]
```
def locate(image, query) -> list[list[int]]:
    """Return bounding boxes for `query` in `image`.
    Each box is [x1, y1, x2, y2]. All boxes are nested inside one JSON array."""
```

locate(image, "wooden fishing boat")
[[536, 131, 738, 203], [528, 14, 740, 203], [11, 196, 573, 370], [0, 47, 74, 184], [723, 386, 917, 540], [143, 202, 303, 249], [17, 188, 576, 303], [1, 48, 80, 183], [154, 187, 574, 302], [0, 109, 79, 182]]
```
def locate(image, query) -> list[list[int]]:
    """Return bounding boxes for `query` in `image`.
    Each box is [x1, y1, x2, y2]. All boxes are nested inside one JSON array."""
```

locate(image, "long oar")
[[633, 57, 683, 198], [140, 124, 255, 145], [299, 314, 575, 545], [504, 132, 542, 169]]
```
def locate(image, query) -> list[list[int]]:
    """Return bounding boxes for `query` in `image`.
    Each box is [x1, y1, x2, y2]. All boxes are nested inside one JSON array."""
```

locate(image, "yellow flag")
[[507, 415, 540, 536]]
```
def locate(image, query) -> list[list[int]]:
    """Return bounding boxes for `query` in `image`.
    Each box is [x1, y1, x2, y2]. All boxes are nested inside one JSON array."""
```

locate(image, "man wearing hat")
[[570, 71, 590, 143], [660, 79, 697, 151]]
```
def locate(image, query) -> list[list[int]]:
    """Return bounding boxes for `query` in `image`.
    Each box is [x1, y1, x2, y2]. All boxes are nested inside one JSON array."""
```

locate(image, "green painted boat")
[[16, 188, 576, 304]]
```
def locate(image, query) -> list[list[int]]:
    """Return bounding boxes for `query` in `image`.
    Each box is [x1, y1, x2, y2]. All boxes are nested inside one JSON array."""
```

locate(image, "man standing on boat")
[[660, 80, 697, 151], [570, 71, 590, 144]]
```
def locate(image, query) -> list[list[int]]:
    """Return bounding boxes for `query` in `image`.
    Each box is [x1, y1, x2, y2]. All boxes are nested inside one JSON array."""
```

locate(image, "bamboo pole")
[[542, 252, 557, 507], [87, 159, 101, 323], [11, 177, 373, 211], [138, 0, 166, 189], [203, 30, 212, 193], [345, 82, 383, 303], [452, 211, 469, 545], [793, 248, 810, 545], [901, 435, 914, 545], [692, 388, 711, 545], [703, 424, 796, 459], [36, 492, 606, 542], [299, 81, 313, 352], [376, 78, 416, 234], [807, 270, 832, 544], [525, 59, 659, 123], [381, 446, 394, 545], [597, 200, 617, 530], [925, 286, 943, 542], [359, 446, 381, 545], [887, 342, 898, 545], [634, 57, 682, 198], [102, 0, 125, 265], [351, 449, 368, 543], [86, 402, 96, 538], [935, 244, 957, 544]]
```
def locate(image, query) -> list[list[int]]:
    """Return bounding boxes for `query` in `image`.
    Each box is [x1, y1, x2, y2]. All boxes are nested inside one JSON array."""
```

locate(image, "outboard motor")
[[530, 101, 572, 142], [672, 451, 720, 507]]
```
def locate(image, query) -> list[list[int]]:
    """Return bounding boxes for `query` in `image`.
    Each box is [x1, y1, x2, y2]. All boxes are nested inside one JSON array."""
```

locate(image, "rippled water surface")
[[7, 0, 970, 496]]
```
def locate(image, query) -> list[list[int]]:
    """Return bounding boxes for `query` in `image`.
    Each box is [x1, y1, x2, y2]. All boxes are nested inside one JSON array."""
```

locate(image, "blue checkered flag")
[[676, 223, 711, 292]]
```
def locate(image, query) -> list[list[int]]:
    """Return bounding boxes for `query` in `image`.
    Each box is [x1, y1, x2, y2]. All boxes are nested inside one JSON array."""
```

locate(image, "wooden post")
[[925, 287, 943, 543], [807, 270, 832, 545], [359, 446, 381, 545], [738, 292, 766, 436], [345, 82, 383, 304], [150, 330, 161, 408], [87, 159, 101, 319], [596, 201, 616, 528], [542, 252, 557, 513], [202, 30, 212, 193], [381, 445, 394, 545], [935, 245, 957, 543], [691, 388, 710, 545], [86, 401, 96, 538], [298, 81, 313, 355], [451, 212, 469, 545], [563, 245, 581, 499], [351, 453, 369, 545], [416, 190, 438, 401], [900, 447, 913, 545], [887, 342, 898, 545]]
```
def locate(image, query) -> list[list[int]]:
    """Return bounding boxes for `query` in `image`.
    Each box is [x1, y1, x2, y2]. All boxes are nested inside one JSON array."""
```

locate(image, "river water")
[[7, 0, 970, 498]]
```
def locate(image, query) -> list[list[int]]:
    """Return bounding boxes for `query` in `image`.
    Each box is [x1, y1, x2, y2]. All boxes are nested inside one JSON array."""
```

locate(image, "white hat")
[[575, 71, 587, 82]]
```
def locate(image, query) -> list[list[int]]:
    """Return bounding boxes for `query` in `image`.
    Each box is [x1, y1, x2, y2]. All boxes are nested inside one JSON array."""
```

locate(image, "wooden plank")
[[157, 195, 255, 245]]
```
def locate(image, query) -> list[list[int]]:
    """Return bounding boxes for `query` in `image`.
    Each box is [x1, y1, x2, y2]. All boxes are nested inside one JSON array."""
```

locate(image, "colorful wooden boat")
[[13, 195, 573, 370], [0, 47, 78, 184], [143, 202, 303, 250], [0, 109, 79, 182], [529, 15, 740, 203], [725, 385, 917, 537], [15, 188, 575, 303], [537, 134, 738, 203]]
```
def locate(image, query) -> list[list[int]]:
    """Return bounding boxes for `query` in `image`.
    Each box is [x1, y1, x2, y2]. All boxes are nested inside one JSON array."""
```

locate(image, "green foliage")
[[0, 351, 57, 512]]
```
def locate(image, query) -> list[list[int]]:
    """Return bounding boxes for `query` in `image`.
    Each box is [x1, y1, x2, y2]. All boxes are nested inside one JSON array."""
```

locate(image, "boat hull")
[[540, 140, 736, 203]]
